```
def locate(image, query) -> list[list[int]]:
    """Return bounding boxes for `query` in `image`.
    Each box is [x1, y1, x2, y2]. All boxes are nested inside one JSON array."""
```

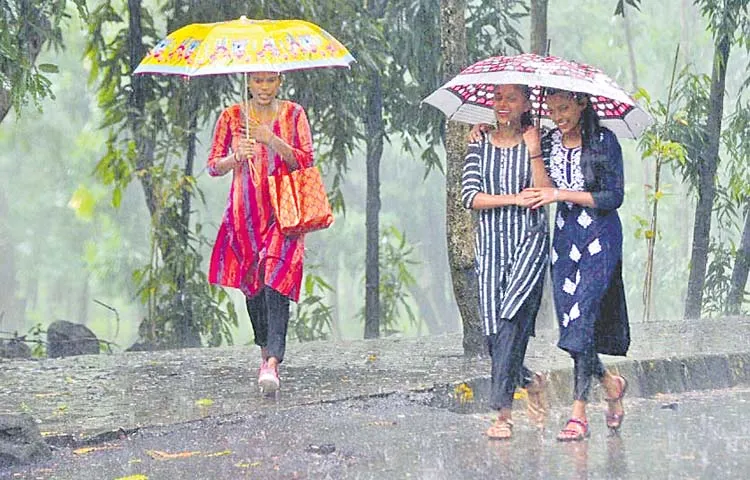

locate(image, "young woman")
[[462, 84, 550, 440], [525, 88, 630, 441], [206, 72, 314, 393]]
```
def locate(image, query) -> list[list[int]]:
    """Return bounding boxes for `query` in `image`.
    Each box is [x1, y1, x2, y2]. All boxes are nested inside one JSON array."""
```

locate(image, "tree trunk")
[[726, 202, 750, 315], [684, 33, 730, 319], [127, 0, 158, 217], [529, 0, 548, 55], [364, 73, 384, 339], [440, 0, 483, 356]]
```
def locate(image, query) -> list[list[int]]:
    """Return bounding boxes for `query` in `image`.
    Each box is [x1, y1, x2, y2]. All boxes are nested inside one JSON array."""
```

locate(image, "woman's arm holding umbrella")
[[522, 125, 553, 189], [208, 108, 243, 176]]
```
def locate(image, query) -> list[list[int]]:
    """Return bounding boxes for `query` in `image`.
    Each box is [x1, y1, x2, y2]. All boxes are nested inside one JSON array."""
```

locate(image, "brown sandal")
[[605, 375, 628, 430], [556, 418, 590, 442], [486, 417, 514, 440]]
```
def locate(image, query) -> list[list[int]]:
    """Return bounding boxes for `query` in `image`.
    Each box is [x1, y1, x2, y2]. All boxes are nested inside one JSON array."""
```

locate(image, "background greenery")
[[0, 0, 747, 350]]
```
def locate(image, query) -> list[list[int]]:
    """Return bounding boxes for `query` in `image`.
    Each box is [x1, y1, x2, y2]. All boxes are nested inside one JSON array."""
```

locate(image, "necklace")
[[248, 99, 278, 125]]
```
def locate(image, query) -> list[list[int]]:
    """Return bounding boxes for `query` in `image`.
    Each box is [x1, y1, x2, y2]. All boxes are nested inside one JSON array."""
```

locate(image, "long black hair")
[[544, 88, 601, 149], [519, 85, 534, 128]]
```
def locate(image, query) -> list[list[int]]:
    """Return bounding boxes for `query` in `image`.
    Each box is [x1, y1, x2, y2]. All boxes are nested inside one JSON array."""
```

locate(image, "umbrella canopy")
[[423, 53, 653, 139], [134, 16, 355, 76]]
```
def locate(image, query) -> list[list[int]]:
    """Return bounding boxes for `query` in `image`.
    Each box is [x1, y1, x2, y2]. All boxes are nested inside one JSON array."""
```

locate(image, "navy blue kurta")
[[543, 128, 630, 356]]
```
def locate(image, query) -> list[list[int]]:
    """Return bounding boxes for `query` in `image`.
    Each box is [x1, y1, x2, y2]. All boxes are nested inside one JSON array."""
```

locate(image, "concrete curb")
[[431, 352, 750, 412]]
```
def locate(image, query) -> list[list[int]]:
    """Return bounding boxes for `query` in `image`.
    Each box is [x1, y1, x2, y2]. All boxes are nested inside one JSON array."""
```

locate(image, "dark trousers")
[[572, 346, 606, 401], [487, 280, 543, 410], [246, 287, 290, 363]]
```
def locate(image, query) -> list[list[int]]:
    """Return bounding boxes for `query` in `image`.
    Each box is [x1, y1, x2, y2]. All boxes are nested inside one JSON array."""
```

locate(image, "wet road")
[[3, 386, 749, 479]]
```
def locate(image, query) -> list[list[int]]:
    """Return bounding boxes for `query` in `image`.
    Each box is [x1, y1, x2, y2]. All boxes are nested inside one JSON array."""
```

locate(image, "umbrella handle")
[[242, 72, 260, 184], [244, 73, 250, 140]]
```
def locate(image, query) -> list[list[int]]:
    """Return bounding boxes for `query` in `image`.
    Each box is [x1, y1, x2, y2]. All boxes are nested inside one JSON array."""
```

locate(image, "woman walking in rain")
[[462, 84, 550, 440], [206, 72, 314, 393], [525, 88, 630, 441]]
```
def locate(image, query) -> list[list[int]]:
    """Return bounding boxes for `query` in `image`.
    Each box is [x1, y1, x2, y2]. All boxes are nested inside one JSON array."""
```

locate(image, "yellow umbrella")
[[133, 16, 355, 76]]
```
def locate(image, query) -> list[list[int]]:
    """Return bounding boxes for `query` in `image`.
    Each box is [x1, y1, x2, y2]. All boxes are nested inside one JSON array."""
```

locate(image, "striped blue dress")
[[462, 137, 550, 336]]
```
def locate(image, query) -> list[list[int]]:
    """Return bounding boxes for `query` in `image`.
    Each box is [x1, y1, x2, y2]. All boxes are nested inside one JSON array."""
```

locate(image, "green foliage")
[[719, 102, 750, 211], [27, 323, 46, 358], [85, 1, 249, 347], [703, 239, 737, 316], [289, 271, 335, 342], [614, 0, 641, 16], [130, 163, 238, 347], [0, 1, 87, 119], [467, 0, 527, 56], [358, 225, 419, 335]]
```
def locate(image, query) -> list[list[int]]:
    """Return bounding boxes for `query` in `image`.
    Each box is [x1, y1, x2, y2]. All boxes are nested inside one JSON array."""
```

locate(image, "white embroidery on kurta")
[[570, 244, 582, 263], [563, 278, 578, 295], [569, 302, 581, 321], [588, 238, 602, 256], [577, 209, 592, 229]]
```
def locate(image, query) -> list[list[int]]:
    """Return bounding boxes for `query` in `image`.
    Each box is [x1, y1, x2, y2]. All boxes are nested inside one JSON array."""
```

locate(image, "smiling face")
[[492, 84, 530, 126], [247, 73, 281, 106], [545, 92, 587, 135]]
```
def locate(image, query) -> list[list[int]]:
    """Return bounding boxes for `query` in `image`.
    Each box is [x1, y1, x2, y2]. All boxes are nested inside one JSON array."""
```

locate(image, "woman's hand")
[[246, 119, 275, 145], [468, 123, 493, 142], [514, 190, 539, 208], [236, 137, 256, 162], [524, 187, 558, 209], [522, 125, 542, 157]]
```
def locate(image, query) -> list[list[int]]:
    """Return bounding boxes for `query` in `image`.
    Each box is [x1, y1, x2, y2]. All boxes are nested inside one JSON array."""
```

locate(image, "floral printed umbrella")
[[423, 53, 652, 139], [133, 16, 355, 76]]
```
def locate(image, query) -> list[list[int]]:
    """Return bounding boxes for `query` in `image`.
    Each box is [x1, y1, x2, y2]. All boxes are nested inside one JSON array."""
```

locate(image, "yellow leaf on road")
[[514, 389, 528, 400], [74, 445, 119, 455], [204, 450, 232, 457], [454, 383, 474, 404], [34, 392, 62, 398], [114, 475, 148, 480], [146, 450, 201, 460], [195, 398, 215, 407]]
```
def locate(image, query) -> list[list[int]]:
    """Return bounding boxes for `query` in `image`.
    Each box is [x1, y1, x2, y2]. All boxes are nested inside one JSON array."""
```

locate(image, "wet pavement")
[[3, 386, 749, 479], [1, 318, 749, 442]]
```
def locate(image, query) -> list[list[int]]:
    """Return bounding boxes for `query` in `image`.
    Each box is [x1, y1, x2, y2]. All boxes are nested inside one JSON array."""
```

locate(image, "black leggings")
[[246, 287, 290, 363], [572, 346, 606, 401], [486, 279, 542, 410]]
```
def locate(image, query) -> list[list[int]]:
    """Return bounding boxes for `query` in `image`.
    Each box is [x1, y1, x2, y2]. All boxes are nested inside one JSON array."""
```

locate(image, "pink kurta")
[[207, 100, 313, 302]]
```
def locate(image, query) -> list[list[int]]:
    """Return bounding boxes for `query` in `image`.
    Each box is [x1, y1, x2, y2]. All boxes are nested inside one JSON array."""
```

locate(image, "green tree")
[[0, 0, 87, 123], [721, 103, 750, 314], [684, 0, 749, 319]]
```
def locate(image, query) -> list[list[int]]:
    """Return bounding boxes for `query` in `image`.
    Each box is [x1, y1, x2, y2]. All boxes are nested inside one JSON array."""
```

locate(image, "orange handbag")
[[268, 165, 334, 236]]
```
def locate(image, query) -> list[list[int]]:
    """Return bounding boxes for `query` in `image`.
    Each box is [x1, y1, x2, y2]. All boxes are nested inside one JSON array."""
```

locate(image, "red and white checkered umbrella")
[[423, 53, 653, 139]]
